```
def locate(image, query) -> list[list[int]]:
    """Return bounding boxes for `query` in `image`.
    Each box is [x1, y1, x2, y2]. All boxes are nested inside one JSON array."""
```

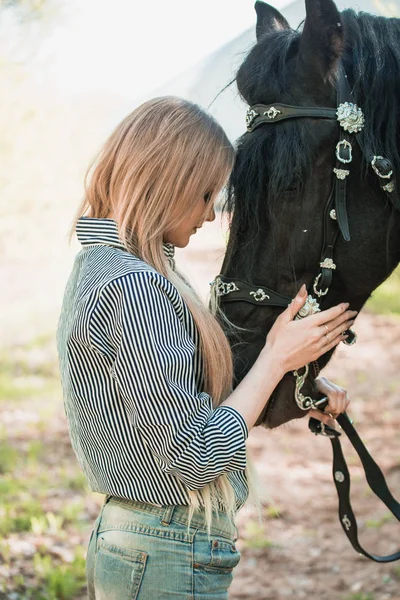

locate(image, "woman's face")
[[164, 193, 216, 248]]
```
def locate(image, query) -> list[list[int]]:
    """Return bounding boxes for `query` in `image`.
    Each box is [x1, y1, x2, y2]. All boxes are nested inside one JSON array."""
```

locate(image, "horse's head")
[[217, 0, 400, 428]]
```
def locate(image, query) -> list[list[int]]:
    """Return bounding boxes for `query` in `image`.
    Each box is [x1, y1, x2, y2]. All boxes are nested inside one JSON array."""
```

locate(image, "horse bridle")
[[212, 64, 400, 562]]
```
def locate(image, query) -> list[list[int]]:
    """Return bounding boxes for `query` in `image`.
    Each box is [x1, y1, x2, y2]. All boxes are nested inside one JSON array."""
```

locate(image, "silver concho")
[[295, 295, 321, 320], [333, 168, 350, 180], [249, 288, 270, 302], [264, 106, 281, 119], [337, 102, 365, 133], [329, 209, 337, 220], [335, 471, 345, 483], [246, 108, 259, 130], [319, 258, 336, 270]]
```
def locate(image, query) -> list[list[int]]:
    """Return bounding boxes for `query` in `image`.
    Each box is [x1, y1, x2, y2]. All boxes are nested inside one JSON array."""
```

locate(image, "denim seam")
[[106, 499, 235, 540], [190, 531, 194, 600], [97, 523, 195, 543]]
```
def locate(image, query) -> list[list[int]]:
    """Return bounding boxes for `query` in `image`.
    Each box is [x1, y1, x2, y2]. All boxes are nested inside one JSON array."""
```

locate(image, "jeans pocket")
[[195, 537, 241, 573], [94, 533, 148, 600]]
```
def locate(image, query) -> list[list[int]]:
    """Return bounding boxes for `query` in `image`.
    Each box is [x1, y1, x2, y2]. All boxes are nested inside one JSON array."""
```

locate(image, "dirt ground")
[[176, 220, 400, 600]]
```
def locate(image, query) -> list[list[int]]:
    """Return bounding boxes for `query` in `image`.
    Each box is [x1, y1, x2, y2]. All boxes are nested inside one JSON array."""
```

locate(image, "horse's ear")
[[298, 0, 344, 81], [255, 1, 290, 41]]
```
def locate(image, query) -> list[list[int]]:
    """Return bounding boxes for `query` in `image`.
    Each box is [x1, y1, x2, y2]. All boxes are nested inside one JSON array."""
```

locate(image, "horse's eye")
[[204, 192, 212, 203]]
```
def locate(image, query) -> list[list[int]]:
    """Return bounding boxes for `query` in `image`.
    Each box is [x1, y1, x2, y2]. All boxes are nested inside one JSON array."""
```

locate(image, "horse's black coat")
[[219, 0, 400, 427]]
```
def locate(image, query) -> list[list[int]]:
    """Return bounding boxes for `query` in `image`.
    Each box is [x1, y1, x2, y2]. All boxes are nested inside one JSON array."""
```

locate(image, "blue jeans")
[[86, 496, 241, 599]]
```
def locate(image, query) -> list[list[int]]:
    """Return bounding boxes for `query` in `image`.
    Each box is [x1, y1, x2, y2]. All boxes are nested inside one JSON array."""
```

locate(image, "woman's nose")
[[205, 207, 216, 222]]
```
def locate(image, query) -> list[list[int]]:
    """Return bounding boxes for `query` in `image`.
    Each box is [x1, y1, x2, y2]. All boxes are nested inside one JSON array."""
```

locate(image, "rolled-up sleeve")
[[89, 270, 247, 491]]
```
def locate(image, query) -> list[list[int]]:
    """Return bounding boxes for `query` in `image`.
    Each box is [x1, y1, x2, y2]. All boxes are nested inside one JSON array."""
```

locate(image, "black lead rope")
[[309, 414, 400, 562]]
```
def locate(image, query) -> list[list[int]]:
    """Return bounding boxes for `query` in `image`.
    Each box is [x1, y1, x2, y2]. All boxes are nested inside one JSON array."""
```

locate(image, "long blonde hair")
[[72, 96, 258, 529]]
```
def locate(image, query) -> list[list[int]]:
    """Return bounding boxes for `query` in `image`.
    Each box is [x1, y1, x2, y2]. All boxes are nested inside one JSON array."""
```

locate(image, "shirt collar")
[[76, 217, 175, 267]]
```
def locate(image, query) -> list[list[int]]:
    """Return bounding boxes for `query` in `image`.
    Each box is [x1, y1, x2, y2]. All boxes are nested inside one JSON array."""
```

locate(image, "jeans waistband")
[[104, 495, 238, 541]]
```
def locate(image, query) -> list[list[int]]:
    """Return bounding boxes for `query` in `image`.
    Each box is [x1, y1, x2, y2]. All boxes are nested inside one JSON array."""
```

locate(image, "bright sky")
[[32, 0, 289, 97]]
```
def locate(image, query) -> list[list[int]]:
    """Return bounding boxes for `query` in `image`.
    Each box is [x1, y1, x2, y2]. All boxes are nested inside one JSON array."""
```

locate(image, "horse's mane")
[[227, 10, 400, 252], [343, 11, 400, 186]]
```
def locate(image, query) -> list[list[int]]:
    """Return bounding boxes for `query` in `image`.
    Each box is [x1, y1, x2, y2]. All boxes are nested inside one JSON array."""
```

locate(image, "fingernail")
[[299, 284, 307, 297], [342, 303, 349, 309]]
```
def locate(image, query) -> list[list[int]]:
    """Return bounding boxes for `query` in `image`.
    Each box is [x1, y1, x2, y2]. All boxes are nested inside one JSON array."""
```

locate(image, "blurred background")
[[1, 0, 400, 598]]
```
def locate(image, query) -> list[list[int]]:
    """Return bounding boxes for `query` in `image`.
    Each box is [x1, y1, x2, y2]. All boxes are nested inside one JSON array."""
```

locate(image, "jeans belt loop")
[[160, 505, 175, 526], [92, 495, 111, 548]]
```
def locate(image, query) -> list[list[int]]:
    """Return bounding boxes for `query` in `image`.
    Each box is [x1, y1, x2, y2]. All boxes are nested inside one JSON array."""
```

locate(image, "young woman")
[[56, 96, 354, 600]]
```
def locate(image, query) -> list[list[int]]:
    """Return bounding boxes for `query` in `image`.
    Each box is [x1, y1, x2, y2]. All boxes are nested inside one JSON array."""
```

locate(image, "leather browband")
[[246, 103, 338, 132]]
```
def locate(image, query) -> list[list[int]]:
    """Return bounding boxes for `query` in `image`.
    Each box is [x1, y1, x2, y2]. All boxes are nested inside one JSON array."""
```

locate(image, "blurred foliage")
[[343, 594, 374, 600], [366, 266, 400, 316], [1, 0, 48, 17]]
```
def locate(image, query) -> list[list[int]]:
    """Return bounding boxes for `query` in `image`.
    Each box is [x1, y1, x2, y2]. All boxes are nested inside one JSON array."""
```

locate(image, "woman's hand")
[[264, 284, 357, 374], [309, 376, 350, 426]]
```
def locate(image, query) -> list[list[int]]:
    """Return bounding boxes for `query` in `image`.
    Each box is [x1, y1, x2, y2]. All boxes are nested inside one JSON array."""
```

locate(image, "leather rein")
[[212, 65, 400, 562]]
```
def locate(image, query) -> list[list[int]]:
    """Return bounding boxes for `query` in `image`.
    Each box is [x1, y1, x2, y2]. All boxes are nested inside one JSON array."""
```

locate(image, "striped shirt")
[[56, 217, 249, 509]]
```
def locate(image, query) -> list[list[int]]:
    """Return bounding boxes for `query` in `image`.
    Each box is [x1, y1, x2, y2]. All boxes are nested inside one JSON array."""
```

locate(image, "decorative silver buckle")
[[335, 140, 353, 164], [313, 273, 329, 298], [371, 156, 393, 179], [336, 102, 365, 133]]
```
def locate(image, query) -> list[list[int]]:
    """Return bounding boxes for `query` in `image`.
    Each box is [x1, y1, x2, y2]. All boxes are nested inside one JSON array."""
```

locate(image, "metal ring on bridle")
[[371, 155, 393, 179], [313, 274, 329, 298]]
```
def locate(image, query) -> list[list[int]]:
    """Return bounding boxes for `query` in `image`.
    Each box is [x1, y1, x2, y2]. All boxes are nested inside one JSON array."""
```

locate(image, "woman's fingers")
[[280, 285, 308, 323], [322, 310, 358, 332], [315, 377, 350, 417], [318, 318, 355, 347], [310, 304, 358, 329], [309, 409, 336, 428], [310, 302, 350, 325]]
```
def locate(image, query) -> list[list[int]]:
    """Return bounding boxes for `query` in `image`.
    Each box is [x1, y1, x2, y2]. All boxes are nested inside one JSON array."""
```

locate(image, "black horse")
[[216, 0, 400, 429]]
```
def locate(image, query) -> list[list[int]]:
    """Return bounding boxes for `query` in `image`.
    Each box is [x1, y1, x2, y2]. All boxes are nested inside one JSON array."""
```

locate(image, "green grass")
[[343, 594, 374, 600], [0, 441, 20, 473], [365, 513, 395, 529], [243, 519, 276, 550], [32, 548, 86, 600], [0, 497, 48, 535], [367, 267, 400, 316]]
